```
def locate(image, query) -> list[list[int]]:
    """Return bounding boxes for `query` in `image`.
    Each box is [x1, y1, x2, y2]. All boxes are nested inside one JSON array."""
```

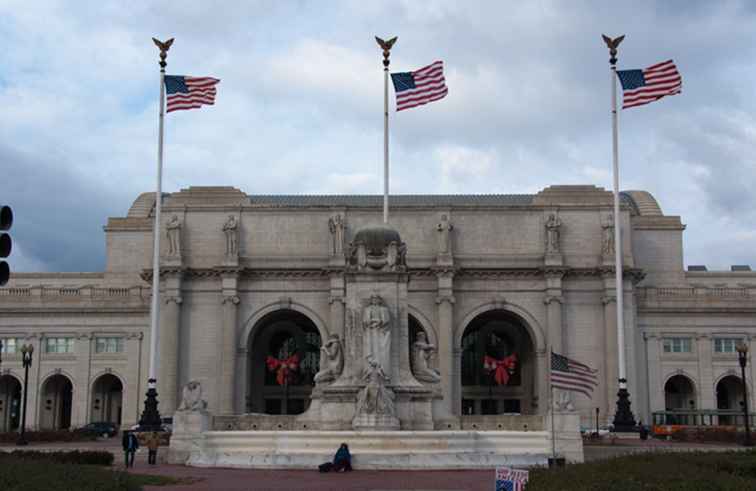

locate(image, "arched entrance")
[[664, 375, 696, 410], [91, 374, 123, 425], [0, 375, 22, 432], [460, 310, 535, 415], [247, 310, 321, 415], [40, 374, 73, 430], [716, 375, 744, 425]]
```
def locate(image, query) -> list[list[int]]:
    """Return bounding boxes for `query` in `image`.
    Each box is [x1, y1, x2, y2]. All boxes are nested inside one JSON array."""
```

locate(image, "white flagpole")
[[376, 37, 396, 224], [603, 34, 636, 430], [141, 37, 173, 428], [383, 62, 389, 224]]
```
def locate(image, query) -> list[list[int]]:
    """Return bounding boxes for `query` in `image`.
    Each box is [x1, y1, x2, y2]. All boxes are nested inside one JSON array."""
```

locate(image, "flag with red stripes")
[[616, 60, 682, 109], [390, 61, 448, 112], [550, 351, 598, 398], [164, 75, 220, 113]]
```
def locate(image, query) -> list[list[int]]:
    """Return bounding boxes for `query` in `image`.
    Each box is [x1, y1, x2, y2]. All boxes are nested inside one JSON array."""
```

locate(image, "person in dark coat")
[[332, 443, 352, 472], [121, 431, 140, 468]]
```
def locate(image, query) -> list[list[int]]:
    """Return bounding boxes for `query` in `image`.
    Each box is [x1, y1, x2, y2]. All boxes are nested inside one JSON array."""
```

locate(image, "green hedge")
[[527, 450, 756, 490], [0, 450, 114, 466], [0, 430, 96, 443]]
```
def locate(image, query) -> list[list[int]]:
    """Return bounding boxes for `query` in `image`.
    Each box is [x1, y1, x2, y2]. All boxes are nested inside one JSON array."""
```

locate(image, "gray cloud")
[[1, 1, 755, 272]]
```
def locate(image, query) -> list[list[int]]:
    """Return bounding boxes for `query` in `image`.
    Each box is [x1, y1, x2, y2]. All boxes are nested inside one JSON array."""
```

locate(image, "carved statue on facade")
[[177, 380, 207, 412], [601, 213, 614, 256], [411, 331, 441, 383], [436, 214, 454, 255], [166, 215, 182, 256], [222, 215, 239, 256], [355, 356, 396, 416], [328, 214, 346, 256], [362, 295, 391, 374], [314, 334, 344, 384], [553, 389, 575, 412], [545, 213, 562, 254]]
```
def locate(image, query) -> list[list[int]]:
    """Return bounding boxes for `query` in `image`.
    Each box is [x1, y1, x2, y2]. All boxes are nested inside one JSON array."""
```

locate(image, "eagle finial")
[[375, 36, 398, 68], [601, 34, 624, 65], [152, 37, 174, 67]]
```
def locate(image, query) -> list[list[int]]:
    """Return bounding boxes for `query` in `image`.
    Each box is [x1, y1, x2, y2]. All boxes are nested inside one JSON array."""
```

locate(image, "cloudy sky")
[[1, 1, 755, 273]]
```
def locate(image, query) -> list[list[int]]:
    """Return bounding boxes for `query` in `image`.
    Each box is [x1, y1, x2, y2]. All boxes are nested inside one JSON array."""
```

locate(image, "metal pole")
[[17, 347, 31, 446], [602, 34, 636, 431], [739, 348, 753, 446], [383, 64, 389, 224], [140, 37, 173, 430], [375, 36, 396, 224]]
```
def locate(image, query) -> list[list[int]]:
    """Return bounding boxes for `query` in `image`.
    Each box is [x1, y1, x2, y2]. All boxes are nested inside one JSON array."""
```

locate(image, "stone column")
[[696, 334, 714, 410], [435, 270, 455, 416], [452, 347, 462, 416], [645, 333, 663, 415], [536, 348, 548, 415], [124, 333, 143, 427], [27, 334, 42, 430], [329, 273, 346, 339], [219, 284, 239, 415], [72, 333, 93, 428], [158, 272, 183, 415], [602, 291, 618, 424]]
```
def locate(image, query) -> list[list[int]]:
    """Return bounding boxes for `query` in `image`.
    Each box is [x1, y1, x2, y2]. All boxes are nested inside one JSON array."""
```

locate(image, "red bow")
[[483, 353, 518, 385], [266, 353, 300, 386]]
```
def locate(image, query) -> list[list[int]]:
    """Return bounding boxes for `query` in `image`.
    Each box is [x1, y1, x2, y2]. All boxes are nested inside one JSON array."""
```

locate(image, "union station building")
[[0, 185, 754, 432]]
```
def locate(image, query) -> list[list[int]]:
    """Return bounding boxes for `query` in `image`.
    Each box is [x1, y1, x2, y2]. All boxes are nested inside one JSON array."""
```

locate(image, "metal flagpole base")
[[612, 379, 637, 432], [138, 378, 163, 431]]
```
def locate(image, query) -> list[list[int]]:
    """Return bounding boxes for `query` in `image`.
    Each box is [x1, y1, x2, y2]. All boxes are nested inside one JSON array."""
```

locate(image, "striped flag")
[[390, 61, 448, 112], [495, 467, 529, 491], [164, 75, 220, 113], [616, 60, 682, 109], [550, 351, 598, 398]]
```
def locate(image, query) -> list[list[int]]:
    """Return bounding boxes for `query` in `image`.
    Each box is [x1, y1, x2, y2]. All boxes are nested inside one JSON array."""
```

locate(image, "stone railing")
[[637, 287, 753, 299], [0, 285, 149, 301]]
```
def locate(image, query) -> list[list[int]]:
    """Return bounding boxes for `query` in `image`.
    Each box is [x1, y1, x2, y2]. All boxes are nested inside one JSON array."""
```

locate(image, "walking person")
[[147, 431, 160, 465], [121, 431, 139, 468]]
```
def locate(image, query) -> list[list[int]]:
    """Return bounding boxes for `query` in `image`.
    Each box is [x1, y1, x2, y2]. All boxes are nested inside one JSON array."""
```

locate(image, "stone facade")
[[0, 185, 754, 432]]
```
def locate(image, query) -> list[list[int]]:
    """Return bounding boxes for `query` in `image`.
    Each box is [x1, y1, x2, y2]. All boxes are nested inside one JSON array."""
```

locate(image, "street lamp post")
[[736, 342, 753, 447], [16, 344, 33, 446]]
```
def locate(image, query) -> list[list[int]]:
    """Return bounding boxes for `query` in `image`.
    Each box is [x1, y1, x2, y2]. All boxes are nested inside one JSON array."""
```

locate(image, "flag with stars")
[[495, 467, 529, 491], [390, 61, 448, 111], [551, 351, 598, 398], [164, 75, 220, 113], [616, 60, 682, 109]]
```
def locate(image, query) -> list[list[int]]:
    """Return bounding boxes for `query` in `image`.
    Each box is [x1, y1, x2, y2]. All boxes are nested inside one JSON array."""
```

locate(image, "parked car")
[[75, 422, 119, 438]]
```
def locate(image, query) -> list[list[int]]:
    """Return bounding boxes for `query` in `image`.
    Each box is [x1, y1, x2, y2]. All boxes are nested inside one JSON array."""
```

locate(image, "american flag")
[[165, 75, 220, 113], [551, 351, 598, 398], [616, 60, 682, 109], [390, 61, 448, 112], [495, 467, 529, 491]]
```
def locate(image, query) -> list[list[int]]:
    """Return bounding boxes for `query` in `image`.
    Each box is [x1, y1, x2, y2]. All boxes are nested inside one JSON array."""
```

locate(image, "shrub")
[[0, 430, 96, 443], [0, 450, 114, 466], [669, 426, 756, 444]]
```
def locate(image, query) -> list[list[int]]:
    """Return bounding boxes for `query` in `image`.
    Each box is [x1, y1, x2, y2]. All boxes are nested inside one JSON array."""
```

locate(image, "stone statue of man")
[[545, 213, 562, 254], [166, 215, 182, 256], [362, 295, 391, 374], [328, 215, 346, 256], [177, 380, 207, 412], [602, 213, 614, 256], [314, 334, 344, 385], [411, 331, 441, 383], [223, 215, 239, 256], [436, 214, 454, 255]]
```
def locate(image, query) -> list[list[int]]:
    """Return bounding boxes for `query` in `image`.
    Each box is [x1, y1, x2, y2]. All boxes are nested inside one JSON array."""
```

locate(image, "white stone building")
[[0, 185, 754, 432]]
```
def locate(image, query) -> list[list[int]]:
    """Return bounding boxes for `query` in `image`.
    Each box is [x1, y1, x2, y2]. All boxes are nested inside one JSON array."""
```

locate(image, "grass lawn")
[[527, 450, 756, 490], [0, 457, 183, 491]]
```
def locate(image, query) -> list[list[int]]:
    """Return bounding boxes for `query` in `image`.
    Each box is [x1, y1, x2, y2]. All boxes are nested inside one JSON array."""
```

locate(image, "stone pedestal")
[[545, 411, 584, 463], [352, 414, 400, 431], [168, 410, 211, 464]]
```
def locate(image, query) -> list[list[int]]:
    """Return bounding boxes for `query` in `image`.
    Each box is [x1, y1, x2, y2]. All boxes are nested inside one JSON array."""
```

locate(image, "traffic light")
[[0, 205, 12, 286]]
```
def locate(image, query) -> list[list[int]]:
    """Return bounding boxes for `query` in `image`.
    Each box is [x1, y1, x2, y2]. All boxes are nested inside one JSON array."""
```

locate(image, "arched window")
[[248, 310, 321, 415], [460, 310, 534, 416]]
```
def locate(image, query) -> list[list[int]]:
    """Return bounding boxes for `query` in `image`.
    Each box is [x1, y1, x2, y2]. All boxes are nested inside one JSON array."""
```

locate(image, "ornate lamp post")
[[17, 343, 33, 446], [736, 342, 753, 447]]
